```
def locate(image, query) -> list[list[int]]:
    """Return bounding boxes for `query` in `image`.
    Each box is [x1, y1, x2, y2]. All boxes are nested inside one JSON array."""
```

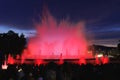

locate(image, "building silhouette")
[[117, 40, 120, 55]]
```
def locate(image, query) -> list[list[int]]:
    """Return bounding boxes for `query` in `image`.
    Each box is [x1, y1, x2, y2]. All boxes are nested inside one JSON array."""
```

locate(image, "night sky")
[[0, 0, 120, 47]]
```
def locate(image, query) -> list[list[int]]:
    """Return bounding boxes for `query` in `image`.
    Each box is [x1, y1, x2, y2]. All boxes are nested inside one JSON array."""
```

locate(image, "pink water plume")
[[22, 11, 92, 60]]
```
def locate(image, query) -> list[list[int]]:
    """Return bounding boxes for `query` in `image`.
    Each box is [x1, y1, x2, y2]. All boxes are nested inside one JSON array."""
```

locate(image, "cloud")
[[0, 0, 119, 31], [0, 0, 120, 46], [92, 39, 118, 47], [0, 0, 120, 30]]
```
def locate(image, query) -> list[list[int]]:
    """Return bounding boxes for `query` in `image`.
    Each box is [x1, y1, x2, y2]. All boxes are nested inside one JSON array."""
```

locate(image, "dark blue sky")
[[0, 0, 120, 47]]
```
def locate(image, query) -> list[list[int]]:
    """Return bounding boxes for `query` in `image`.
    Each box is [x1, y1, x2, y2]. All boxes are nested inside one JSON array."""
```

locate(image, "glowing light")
[[2, 60, 8, 70], [97, 54, 103, 58], [18, 68, 22, 72]]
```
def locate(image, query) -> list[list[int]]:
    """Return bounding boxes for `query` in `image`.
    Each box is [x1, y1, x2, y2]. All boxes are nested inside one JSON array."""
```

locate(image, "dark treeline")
[[0, 30, 26, 60]]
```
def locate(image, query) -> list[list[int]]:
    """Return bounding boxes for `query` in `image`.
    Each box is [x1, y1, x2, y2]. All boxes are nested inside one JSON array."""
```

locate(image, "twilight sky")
[[0, 0, 120, 47]]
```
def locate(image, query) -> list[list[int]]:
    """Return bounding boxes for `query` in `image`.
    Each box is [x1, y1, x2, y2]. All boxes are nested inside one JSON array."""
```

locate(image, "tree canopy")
[[0, 30, 26, 56]]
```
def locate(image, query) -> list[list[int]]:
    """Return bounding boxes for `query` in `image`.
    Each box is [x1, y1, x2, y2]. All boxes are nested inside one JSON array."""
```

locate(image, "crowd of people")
[[0, 61, 120, 80]]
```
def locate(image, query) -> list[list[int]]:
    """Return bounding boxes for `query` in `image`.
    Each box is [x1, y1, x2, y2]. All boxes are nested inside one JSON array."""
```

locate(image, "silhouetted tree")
[[0, 30, 26, 57]]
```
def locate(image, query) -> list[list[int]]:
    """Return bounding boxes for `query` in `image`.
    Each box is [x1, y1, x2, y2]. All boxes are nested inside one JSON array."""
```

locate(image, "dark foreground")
[[0, 62, 120, 80]]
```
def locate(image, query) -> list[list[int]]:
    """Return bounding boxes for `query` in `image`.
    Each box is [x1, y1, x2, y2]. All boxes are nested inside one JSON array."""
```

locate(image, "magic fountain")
[[3, 10, 108, 67], [22, 11, 93, 60]]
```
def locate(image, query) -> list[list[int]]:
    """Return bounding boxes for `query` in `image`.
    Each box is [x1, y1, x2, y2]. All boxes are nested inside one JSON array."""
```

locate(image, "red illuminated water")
[[95, 57, 101, 65], [22, 11, 93, 60], [34, 59, 44, 66], [7, 54, 15, 64], [101, 56, 109, 64], [78, 57, 86, 65]]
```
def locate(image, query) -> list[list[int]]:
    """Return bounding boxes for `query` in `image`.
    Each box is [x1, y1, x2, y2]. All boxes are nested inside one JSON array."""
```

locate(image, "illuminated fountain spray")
[[7, 54, 15, 65], [22, 10, 93, 63], [2, 55, 8, 70], [2, 60, 8, 70], [58, 53, 64, 65], [95, 54, 109, 65]]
